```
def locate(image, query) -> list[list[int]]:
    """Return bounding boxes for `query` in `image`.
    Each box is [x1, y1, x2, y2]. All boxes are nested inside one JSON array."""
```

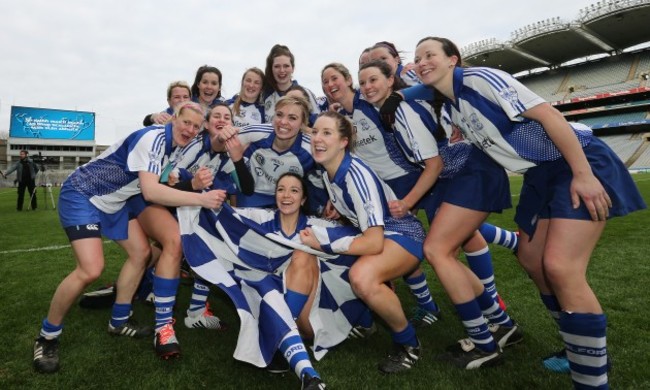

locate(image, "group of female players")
[[32, 38, 644, 390]]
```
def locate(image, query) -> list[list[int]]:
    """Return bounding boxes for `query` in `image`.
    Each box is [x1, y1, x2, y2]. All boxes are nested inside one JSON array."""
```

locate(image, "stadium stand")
[[598, 134, 645, 163], [629, 141, 650, 169], [460, 0, 650, 169], [577, 111, 649, 127]]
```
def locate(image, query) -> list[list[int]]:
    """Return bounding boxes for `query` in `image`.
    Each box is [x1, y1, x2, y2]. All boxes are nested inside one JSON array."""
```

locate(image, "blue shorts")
[[385, 171, 421, 200], [384, 214, 426, 260], [425, 146, 512, 221], [515, 137, 646, 236], [58, 184, 130, 241], [386, 232, 424, 260]]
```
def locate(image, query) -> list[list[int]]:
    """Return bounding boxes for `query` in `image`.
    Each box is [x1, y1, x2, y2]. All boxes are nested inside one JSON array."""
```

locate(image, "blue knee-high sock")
[[403, 272, 439, 313], [188, 277, 210, 314], [40, 319, 63, 340], [540, 293, 562, 325], [455, 300, 497, 352], [110, 302, 132, 327], [476, 288, 513, 327], [559, 312, 608, 390], [153, 275, 179, 331], [479, 223, 518, 252], [465, 246, 499, 302], [285, 289, 309, 320], [278, 329, 319, 380], [391, 323, 419, 347]]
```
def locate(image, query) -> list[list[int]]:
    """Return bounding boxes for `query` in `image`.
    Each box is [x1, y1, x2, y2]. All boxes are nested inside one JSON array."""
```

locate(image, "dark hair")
[[276, 171, 310, 214], [206, 102, 234, 124], [416, 37, 463, 142], [232, 67, 265, 117], [191, 65, 223, 100], [264, 44, 295, 93], [371, 41, 404, 63], [359, 59, 408, 91], [416, 37, 463, 66], [317, 111, 356, 153]]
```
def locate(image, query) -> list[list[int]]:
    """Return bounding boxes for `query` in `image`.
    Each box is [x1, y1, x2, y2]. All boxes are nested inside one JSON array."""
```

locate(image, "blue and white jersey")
[[233, 208, 338, 241], [342, 90, 420, 181], [263, 80, 321, 122], [67, 124, 183, 214], [444, 66, 592, 173], [185, 136, 239, 194], [322, 152, 424, 245], [238, 124, 315, 207], [397, 63, 421, 87], [228, 96, 266, 127], [393, 100, 439, 166], [175, 124, 272, 171]]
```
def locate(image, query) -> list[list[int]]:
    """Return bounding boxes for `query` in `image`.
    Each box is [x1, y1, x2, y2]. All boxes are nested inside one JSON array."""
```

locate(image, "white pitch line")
[[0, 241, 113, 255]]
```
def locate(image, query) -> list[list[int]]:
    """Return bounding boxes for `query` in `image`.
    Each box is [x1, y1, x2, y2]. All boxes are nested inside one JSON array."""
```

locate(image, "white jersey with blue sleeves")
[[263, 80, 321, 122], [344, 91, 420, 181], [445, 67, 592, 173], [393, 100, 439, 165], [67, 125, 182, 214]]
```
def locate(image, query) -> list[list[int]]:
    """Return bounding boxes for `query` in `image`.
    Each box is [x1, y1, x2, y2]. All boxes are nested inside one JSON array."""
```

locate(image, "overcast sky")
[[1, 0, 598, 145]]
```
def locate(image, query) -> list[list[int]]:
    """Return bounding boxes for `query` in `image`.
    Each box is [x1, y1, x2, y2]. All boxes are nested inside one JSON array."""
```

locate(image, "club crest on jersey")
[[499, 86, 519, 109], [469, 114, 484, 132], [358, 118, 371, 132], [255, 154, 265, 165]]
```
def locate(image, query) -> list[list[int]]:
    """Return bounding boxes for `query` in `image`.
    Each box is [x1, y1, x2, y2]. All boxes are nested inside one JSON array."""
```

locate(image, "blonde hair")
[[166, 81, 191, 100], [275, 96, 310, 128], [173, 101, 205, 118]]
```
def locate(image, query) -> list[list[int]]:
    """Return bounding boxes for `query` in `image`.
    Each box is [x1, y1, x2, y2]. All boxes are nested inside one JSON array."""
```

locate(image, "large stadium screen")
[[9, 106, 95, 141]]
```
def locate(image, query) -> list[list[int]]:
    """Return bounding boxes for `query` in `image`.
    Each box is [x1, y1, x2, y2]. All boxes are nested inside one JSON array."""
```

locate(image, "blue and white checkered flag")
[[177, 204, 368, 364]]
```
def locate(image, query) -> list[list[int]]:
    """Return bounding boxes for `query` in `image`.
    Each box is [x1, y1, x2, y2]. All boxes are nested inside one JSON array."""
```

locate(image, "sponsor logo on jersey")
[[355, 134, 378, 148]]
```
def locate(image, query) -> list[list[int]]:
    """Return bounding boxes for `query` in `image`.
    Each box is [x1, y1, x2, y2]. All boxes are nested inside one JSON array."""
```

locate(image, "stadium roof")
[[462, 0, 650, 74]]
